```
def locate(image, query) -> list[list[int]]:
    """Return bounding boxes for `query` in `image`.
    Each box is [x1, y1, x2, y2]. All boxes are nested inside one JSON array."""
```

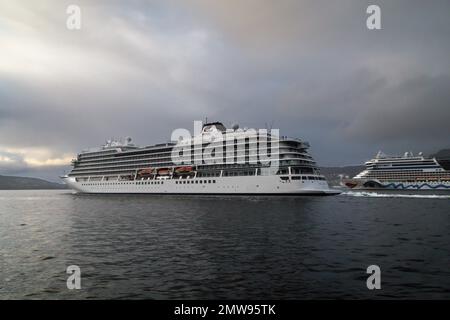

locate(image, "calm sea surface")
[[0, 190, 449, 299]]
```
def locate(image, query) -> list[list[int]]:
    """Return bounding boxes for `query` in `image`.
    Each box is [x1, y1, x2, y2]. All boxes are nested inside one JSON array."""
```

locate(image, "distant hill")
[[430, 149, 450, 170], [0, 175, 67, 190], [430, 149, 450, 158]]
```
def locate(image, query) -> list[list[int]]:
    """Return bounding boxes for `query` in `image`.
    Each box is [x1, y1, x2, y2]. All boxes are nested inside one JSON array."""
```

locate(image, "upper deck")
[[69, 122, 319, 178]]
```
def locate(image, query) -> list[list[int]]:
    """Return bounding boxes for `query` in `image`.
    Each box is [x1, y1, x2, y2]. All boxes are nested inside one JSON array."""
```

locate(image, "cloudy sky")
[[1, 0, 449, 181]]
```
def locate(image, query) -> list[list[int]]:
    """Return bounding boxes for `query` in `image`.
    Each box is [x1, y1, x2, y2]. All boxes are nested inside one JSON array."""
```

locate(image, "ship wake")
[[341, 191, 450, 199]]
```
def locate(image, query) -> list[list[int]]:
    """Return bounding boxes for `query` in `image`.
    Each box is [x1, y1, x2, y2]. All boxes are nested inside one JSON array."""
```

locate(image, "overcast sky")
[[1, 0, 449, 181]]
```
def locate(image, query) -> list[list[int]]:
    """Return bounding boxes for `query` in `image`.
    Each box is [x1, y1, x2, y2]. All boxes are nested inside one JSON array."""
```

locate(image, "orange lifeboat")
[[175, 166, 193, 174], [157, 168, 171, 175], [137, 168, 154, 177]]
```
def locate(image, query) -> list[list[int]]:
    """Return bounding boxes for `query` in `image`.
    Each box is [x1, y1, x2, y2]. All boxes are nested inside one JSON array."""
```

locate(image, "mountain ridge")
[[0, 174, 67, 190]]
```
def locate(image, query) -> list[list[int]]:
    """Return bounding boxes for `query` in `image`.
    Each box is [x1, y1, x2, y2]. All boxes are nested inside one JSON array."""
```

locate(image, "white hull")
[[344, 151, 450, 192], [62, 175, 340, 195]]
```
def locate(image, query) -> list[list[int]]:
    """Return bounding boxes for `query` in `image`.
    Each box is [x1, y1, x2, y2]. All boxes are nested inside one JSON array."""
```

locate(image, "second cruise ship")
[[61, 121, 339, 195], [343, 151, 450, 191]]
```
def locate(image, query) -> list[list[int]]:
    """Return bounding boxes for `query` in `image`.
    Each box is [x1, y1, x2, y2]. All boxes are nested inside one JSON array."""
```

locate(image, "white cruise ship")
[[61, 121, 339, 195], [343, 151, 450, 191]]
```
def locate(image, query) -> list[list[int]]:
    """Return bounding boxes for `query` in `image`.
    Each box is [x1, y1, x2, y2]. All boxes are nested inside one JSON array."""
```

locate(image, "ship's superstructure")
[[62, 122, 339, 195], [343, 151, 450, 191]]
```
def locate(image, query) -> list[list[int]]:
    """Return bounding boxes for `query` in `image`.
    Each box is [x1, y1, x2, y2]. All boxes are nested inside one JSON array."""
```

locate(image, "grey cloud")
[[344, 74, 450, 143]]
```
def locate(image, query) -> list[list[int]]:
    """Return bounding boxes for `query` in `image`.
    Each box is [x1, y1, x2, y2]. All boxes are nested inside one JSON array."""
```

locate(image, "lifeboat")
[[175, 166, 193, 174], [137, 168, 154, 177], [157, 168, 171, 176]]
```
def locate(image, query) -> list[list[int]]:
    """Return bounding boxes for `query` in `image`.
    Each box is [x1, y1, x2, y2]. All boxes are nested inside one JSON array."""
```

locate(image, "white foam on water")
[[341, 191, 450, 199]]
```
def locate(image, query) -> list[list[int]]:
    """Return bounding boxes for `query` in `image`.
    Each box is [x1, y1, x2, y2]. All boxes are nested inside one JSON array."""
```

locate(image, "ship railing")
[[280, 136, 310, 147]]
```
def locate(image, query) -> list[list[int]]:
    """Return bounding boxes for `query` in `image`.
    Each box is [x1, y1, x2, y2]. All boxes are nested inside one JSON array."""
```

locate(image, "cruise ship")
[[343, 151, 450, 191], [61, 121, 339, 195]]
